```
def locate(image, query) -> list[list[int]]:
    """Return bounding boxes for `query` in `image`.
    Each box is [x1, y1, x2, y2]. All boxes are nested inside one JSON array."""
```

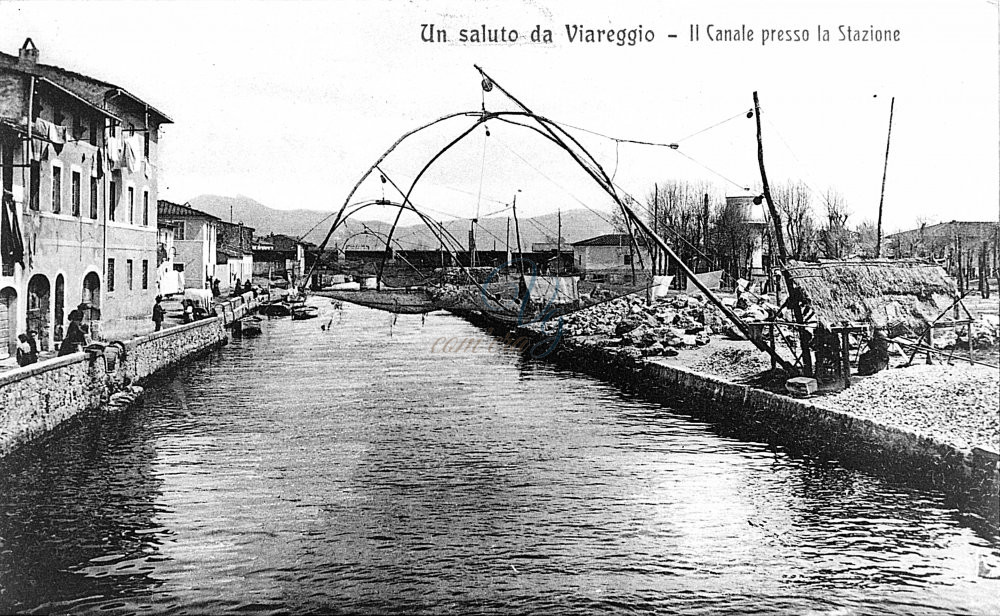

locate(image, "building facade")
[[216, 220, 254, 290], [156, 200, 219, 291], [0, 39, 171, 356]]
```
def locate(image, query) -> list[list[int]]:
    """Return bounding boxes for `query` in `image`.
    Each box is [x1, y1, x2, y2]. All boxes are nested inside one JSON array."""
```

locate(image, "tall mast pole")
[[556, 208, 562, 275], [506, 217, 511, 263], [754, 91, 812, 376], [512, 190, 524, 275], [653, 183, 659, 275], [875, 96, 894, 258]]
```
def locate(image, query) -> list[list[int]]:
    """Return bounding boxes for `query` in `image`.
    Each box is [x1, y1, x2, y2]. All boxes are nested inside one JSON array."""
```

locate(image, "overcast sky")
[[1, 0, 997, 233]]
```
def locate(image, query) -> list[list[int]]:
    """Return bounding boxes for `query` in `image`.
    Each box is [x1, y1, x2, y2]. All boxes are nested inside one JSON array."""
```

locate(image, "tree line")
[[618, 179, 879, 282]]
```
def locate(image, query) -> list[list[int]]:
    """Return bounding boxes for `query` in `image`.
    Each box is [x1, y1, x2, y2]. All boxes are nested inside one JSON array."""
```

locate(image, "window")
[[89, 117, 98, 146], [142, 191, 149, 226], [174, 221, 186, 240], [71, 171, 81, 216], [89, 177, 98, 219], [126, 259, 133, 290], [623, 254, 632, 265], [107, 258, 115, 292], [51, 165, 62, 213], [109, 181, 117, 221], [128, 186, 135, 224], [29, 161, 39, 210], [73, 115, 83, 140], [141, 260, 149, 290], [144, 131, 150, 158]]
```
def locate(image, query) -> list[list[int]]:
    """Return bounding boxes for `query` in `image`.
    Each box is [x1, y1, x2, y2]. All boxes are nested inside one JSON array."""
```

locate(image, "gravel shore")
[[542, 289, 1000, 454], [817, 363, 999, 452]]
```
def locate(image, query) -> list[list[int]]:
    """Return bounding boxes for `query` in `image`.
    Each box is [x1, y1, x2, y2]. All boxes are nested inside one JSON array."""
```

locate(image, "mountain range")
[[187, 194, 617, 251]]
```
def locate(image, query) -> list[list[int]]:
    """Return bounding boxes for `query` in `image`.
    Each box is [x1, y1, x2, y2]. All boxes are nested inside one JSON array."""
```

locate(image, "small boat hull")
[[291, 306, 320, 320], [235, 316, 263, 336]]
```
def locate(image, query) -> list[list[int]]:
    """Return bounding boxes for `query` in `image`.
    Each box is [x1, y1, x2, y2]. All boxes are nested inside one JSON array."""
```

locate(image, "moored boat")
[[291, 305, 320, 320], [235, 315, 263, 336]]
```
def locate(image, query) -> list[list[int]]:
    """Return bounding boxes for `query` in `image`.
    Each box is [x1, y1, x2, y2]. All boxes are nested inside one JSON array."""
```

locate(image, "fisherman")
[[233, 278, 242, 296], [152, 295, 166, 331], [211, 278, 221, 297], [183, 300, 194, 323]]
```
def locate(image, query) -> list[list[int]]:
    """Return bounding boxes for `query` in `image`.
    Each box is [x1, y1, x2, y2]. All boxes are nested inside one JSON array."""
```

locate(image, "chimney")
[[18, 38, 39, 68]]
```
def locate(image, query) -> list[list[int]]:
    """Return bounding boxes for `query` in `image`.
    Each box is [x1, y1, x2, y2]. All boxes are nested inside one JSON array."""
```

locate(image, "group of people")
[[209, 278, 255, 298], [14, 308, 92, 367]]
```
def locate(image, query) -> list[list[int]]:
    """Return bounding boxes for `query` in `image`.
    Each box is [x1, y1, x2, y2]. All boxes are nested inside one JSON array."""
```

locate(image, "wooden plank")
[[840, 329, 852, 388]]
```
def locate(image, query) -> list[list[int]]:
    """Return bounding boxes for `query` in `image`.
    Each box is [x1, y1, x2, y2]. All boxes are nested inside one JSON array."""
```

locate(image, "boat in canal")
[[234, 315, 263, 336], [259, 300, 292, 317], [291, 304, 320, 320]]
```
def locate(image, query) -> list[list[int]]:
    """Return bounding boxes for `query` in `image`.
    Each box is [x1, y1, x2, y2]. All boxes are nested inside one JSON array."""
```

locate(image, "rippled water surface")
[[1, 302, 998, 615]]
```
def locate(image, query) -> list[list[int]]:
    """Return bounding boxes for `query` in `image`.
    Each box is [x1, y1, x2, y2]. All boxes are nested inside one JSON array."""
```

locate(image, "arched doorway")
[[0, 287, 16, 359], [27, 274, 50, 352], [82, 272, 101, 335], [54, 274, 65, 343]]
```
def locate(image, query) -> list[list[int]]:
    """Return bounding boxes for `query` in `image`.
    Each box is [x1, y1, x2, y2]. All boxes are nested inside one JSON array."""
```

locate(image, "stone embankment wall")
[[0, 292, 260, 459], [470, 312, 1000, 521]]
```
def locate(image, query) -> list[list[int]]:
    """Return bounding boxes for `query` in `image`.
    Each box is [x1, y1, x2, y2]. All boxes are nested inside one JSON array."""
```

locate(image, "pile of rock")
[[560, 293, 728, 357]]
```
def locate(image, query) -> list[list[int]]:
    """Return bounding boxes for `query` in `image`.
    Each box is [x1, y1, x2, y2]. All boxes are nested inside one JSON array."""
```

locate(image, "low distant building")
[[253, 233, 309, 284], [157, 200, 219, 291], [571, 233, 649, 275], [216, 220, 254, 290]]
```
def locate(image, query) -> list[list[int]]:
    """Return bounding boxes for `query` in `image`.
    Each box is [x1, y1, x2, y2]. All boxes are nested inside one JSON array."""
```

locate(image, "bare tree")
[[818, 189, 852, 259], [854, 219, 879, 258], [771, 180, 817, 260]]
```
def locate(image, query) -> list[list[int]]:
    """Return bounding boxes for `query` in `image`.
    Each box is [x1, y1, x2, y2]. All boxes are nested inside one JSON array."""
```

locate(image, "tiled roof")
[[0, 48, 172, 123], [157, 199, 220, 220]]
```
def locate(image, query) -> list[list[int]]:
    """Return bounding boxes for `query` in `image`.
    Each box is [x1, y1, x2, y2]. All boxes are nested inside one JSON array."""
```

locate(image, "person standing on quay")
[[15, 334, 32, 367], [152, 295, 165, 332]]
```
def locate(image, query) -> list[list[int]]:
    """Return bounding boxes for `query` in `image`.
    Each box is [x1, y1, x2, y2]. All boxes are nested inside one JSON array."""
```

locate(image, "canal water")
[[1, 301, 998, 615]]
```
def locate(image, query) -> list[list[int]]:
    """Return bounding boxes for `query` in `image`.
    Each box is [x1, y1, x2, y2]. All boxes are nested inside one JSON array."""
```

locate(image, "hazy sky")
[[1, 0, 996, 233]]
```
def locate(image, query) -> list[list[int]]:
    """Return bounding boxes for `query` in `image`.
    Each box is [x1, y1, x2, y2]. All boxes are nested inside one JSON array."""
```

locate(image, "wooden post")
[[754, 91, 813, 376], [968, 322, 975, 365], [926, 328, 934, 365], [840, 329, 852, 387], [769, 322, 776, 371], [875, 97, 894, 258]]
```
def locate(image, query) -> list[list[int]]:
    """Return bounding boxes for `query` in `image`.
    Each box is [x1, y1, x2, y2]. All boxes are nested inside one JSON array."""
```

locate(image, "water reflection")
[[0, 301, 997, 615]]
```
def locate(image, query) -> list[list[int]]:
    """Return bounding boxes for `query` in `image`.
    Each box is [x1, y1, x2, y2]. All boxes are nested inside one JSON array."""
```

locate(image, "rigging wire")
[[490, 131, 617, 228], [549, 107, 751, 148]]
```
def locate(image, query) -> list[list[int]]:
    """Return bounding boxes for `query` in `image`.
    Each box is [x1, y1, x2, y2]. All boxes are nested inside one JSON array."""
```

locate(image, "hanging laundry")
[[34, 117, 66, 155], [123, 136, 139, 173], [106, 134, 123, 169], [30, 138, 48, 161], [1, 190, 25, 268]]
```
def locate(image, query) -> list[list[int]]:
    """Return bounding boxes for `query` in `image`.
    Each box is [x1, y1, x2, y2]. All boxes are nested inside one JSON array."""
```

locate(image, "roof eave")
[[106, 88, 173, 124]]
